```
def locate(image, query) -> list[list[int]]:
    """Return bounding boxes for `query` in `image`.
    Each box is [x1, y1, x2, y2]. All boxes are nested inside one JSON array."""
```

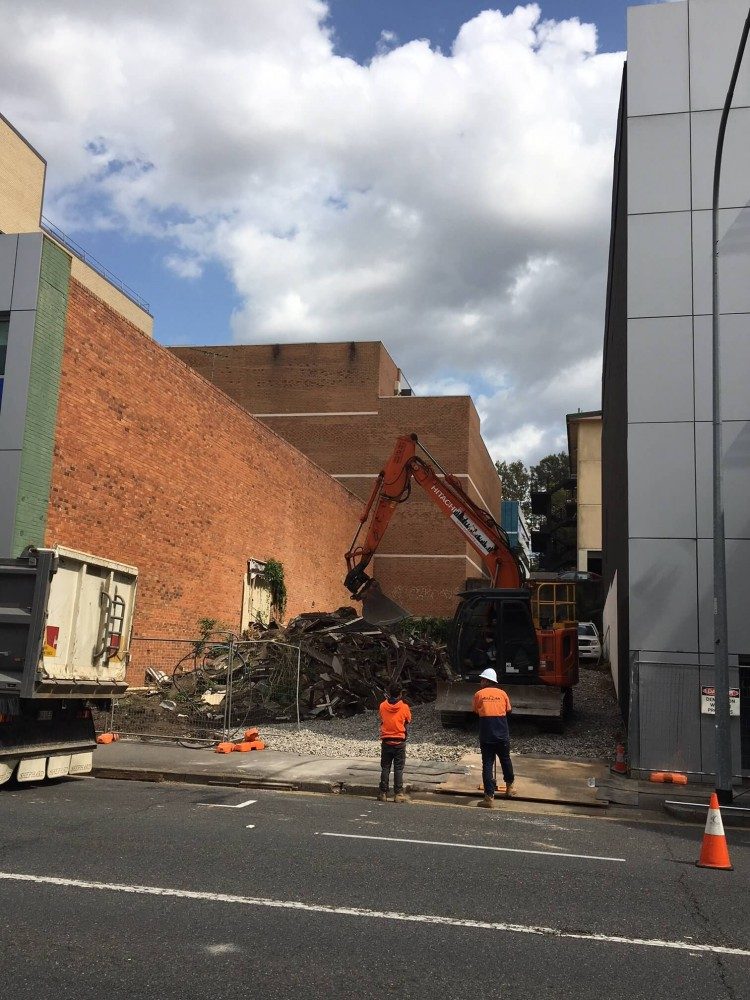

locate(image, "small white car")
[[577, 622, 602, 662]]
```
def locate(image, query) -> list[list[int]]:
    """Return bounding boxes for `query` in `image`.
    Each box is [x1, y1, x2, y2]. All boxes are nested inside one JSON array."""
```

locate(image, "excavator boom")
[[345, 433, 523, 622]]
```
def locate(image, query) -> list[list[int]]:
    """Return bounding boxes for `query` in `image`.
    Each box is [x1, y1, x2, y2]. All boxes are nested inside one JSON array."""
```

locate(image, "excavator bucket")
[[359, 579, 411, 627]]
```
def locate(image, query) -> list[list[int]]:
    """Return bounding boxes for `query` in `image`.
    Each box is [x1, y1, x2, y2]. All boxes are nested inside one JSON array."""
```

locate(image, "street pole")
[[711, 7, 750, 806]]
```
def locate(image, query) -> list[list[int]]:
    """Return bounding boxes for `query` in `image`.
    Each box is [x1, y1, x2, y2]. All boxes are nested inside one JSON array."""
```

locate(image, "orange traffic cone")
[[696, 793, 733, 871], [611, 744, 627, 775]]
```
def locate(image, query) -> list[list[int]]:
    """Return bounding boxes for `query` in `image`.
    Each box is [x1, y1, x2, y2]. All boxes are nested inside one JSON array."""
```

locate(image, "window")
[[578, 623, 597, 637]]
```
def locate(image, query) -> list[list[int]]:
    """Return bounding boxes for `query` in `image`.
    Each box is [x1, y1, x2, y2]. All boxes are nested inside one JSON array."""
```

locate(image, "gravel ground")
[[258, 665, 624, 763]]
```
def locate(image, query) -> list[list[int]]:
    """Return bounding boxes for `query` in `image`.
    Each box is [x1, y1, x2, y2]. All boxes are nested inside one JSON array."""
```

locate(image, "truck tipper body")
[[0, 546, 137, 783]]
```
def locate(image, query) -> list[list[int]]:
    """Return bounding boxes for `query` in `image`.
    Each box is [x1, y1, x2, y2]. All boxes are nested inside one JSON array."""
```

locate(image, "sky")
[[0, 1, 664, 463]]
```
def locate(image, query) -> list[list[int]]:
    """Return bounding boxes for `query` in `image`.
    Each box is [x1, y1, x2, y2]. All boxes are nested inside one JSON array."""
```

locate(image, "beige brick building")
[[566, 410, 602, 575]]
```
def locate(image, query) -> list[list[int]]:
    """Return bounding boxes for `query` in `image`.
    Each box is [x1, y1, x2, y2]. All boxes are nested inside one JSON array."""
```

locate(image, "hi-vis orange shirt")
[[472, 686, 512, 742], [379, 699, 412, 743]]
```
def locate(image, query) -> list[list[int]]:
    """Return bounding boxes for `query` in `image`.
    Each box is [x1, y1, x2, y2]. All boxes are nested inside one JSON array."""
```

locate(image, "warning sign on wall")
[[700, 686, 740, 717]]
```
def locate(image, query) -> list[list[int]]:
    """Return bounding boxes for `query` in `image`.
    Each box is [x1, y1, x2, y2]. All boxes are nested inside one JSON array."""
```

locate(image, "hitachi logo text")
[[430, 485, 457, 512]]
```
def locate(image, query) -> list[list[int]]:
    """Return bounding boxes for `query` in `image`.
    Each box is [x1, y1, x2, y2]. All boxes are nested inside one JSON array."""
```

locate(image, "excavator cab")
[[448, 589, 539, 685]]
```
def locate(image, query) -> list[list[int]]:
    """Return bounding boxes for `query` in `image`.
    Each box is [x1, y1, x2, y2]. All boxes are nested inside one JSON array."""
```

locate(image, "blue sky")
[[329, 1, 651, 61], [0, 1, 643, 460]]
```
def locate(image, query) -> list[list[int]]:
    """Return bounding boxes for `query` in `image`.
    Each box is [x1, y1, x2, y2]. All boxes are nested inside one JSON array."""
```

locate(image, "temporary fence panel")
[[629, 653, 747, 778], [95, 634, 302, 745], [225, 640, 302, 736]]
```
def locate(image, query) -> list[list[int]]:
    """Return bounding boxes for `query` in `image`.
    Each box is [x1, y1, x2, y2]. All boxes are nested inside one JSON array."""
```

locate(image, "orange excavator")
[[344, 434, 578, 728]]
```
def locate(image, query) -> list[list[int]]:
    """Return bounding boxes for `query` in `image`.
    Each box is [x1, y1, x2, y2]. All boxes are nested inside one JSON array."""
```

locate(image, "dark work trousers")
[[480, 740, 514, 797], [380, 741, 406, 793]]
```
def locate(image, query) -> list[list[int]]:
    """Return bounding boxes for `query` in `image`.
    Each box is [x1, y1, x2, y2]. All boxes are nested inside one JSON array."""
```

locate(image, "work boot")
[[394, 792, 407, 803], [377, 791, 388, 802], [504, 783, 517, 799], [477, 795, 495, 809]]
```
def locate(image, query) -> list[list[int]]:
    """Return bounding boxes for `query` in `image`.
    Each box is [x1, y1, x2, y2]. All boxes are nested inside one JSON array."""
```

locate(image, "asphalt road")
[[1, 779, 749, 1000]]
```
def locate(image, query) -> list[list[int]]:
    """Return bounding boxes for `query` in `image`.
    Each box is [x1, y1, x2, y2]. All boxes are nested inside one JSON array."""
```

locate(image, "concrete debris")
[[233, 608, 454, 719]]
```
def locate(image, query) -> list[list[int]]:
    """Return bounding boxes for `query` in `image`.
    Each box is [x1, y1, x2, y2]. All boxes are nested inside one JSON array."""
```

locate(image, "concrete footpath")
[[93, 739, 610, 808], [92, 740, 750, 819]]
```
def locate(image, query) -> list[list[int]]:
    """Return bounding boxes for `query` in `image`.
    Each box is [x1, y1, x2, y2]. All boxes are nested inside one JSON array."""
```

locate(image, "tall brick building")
[[0, 115, 360, 681], [172, 342, 501, 616]]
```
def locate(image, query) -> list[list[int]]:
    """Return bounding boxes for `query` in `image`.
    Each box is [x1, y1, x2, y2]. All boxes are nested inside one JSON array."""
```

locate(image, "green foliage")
[[396, 616, 452, 644], [531, 451, 570, 493], [264, 558, 287, 618], [193, 617, 220, 656], [495, 459, 531, 517], [495, 451, 573, 528]]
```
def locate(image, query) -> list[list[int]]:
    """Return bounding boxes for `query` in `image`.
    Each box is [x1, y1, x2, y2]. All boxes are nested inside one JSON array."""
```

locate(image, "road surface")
[[1, 778, 749, 999]]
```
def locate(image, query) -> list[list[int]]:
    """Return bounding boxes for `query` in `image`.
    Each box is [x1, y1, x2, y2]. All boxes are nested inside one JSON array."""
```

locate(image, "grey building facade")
[[603, 0, 750, 779]]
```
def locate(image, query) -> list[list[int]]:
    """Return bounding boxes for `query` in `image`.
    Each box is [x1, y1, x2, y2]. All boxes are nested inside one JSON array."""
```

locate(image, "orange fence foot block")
[[215, 742, 235, 754], [244, 729, 260, 742], [96, 733, 119, 745], [649, 771, 688, 785]]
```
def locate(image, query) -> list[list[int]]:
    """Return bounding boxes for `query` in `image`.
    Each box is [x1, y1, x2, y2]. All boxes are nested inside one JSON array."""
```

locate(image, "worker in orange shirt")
[[377, 682, 412, 803], [473, 667, 515, 809]]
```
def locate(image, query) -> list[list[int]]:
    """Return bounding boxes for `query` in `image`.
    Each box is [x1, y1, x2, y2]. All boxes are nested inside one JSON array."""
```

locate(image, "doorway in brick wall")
[[241, 558, 272, 632]]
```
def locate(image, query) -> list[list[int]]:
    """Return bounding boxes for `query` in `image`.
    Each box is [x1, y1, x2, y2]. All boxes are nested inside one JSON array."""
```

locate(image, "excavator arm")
[[344, 434, 523, 611]]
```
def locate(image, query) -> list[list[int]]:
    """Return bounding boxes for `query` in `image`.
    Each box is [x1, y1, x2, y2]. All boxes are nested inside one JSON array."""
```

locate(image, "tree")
[[530, 451, 576, 569], [495, 452, 576, 569], [530, 452, 570, 494], [494, 459, 531, 516]]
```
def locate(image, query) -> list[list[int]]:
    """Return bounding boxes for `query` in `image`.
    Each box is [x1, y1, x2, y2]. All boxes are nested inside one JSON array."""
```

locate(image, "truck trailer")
[[0, 546, 137, 784]]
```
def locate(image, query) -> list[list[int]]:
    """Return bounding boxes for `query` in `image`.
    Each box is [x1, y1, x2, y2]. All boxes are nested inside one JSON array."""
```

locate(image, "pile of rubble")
[[114, 609, 454, 738], [232, 607, 454, 720]]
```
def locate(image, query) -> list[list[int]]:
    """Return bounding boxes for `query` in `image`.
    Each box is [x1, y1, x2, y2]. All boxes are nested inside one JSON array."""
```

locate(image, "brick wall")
[[174, 343, 502, 617], [45, 281, 361, 681], [172, 342, 391, 414], [373, 556, 474, 620]]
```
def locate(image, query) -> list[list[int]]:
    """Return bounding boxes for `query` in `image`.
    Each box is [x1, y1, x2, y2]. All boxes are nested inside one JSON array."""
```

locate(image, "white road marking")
[[318, 832, 626, 863], [0, 871, 746, 958], [246, 825, 255, 829], [198, 799, 256, 810]]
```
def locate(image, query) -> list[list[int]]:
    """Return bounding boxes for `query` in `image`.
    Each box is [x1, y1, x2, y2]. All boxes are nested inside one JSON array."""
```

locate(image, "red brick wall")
[[45, 281, 361, 682]]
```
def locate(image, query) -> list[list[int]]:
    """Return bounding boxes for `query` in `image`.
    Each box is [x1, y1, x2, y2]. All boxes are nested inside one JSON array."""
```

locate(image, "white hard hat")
[[479, 668, 498, 683]]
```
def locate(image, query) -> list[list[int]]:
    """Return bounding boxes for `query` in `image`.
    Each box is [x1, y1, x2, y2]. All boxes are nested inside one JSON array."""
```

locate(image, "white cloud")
[[0, 1, 623, 464], [164, 254, 204, 280]]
